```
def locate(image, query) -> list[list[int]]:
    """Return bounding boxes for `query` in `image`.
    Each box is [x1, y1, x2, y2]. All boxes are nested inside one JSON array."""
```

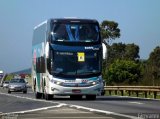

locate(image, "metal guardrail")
[[104, 86, 160, 99]]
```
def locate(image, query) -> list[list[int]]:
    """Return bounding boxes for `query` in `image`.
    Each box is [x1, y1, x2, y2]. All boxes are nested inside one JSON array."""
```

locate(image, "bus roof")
[[34, 18, 99, 30], [34, 20, 47, 30], [50, 18, 99, 24]]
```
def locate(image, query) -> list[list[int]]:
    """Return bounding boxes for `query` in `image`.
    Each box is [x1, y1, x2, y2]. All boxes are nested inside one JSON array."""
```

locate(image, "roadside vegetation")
[[100, 20, 160, 86]]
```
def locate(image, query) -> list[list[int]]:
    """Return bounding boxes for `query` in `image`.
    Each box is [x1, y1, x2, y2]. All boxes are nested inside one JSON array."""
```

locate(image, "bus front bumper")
[[49, 84, 102, 96]]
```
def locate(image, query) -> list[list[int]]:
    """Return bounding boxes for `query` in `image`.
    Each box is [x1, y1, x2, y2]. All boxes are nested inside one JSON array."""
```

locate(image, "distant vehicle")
[[8, 78, 27, 94], [3, 81, 9, 88]]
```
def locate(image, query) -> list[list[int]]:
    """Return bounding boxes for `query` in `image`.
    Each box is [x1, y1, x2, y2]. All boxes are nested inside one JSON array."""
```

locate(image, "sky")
[[0, 0, 160, 73]]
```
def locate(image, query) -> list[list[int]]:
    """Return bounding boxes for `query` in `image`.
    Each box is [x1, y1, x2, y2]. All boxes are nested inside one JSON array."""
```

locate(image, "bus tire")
[[35, 92, 42, 99], [23, 90, 27, 94], [45, 94, 53, 100], [33, 79, 36, 92], [8, 90, 11, 94]]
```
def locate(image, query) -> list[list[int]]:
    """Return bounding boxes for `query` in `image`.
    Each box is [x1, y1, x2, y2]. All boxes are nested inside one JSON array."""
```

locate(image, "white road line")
[[4, 104, 66, 115], [26, 117, 113, 119], [0, 92, 63, 104], [70, 105, 138, 119], [0, 92, 138, 119], [128, 102, 144, 105]]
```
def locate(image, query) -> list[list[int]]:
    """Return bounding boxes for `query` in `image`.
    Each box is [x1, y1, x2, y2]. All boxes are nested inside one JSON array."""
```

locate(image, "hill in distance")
[[12, 68, 31, 74]]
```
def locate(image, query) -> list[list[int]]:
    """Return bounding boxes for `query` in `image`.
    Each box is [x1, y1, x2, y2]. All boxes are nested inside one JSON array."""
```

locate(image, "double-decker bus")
[[32, 18, 106, 100]]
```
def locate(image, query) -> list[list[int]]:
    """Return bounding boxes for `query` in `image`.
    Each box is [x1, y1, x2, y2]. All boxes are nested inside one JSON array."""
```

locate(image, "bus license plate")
[[72, 89, 81, 93]]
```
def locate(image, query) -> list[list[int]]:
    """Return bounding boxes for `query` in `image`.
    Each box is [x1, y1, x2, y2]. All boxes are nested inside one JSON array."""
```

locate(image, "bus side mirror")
[[102, 43, 107, 60]]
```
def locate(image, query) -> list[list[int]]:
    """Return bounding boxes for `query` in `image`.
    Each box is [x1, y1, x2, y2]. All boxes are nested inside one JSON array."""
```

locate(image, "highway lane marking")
[[0, 92, 64, 105], [25, 117, 113, 119], [128, 102, 144, 105], [47, 108, 91, 114], [70, 105, 138, 119], [0, 92, 138, 119], [6, 104, 66, 114], [0, 104, 68, 118], [113, 95, 160, 101]]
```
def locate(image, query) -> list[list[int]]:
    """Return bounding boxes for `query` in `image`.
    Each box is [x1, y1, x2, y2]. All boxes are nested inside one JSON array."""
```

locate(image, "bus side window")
[[47, 50, 53, 74], [54, 24, 68, 41], [36, 58, 41, 73], [79, 26, 87, 41], [41, 56, 46, 73], [36, 57, 46, 73]]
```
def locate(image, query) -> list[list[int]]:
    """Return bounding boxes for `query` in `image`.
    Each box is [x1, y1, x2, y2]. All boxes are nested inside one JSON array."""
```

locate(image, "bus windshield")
[[51, 51, 101, 78], [51, 23, 100, 43]]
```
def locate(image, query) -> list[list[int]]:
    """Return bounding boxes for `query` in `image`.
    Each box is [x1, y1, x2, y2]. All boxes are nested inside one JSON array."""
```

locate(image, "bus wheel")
[[8, 90, 11, 94], [45, 93, 53, 100], [35, 92, 42, 99], [86, 95, 96, 100], [23, 90, 27, 94]]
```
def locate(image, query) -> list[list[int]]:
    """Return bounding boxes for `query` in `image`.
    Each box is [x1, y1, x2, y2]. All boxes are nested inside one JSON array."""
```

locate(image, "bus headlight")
[[56, 81, 61, 85], [91, 81, 99, 85], [54, 81, 63, 86], [92, 81, 96, 85]]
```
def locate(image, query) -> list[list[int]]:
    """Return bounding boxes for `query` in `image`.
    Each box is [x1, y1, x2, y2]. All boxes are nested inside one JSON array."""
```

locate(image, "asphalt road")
[[0, 87, 160, 119]]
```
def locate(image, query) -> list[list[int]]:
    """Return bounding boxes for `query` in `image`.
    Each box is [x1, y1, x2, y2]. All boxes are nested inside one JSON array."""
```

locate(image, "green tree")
[[102, 43, 140, 82], [100, 20, 121, 79], [124, 43, 140, 60], [100, 20, 121, 44], [106, 59, 141, 85], [107, 43, 125, 64], [148, 46, 160, 68], [147, 46, 160, 85], [4, 74, 14, 81], [107, 43, 140, 64]]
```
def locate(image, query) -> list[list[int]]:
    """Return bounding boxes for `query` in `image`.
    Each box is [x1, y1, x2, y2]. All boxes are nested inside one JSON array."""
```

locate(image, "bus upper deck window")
[[53, 24, 69, 41]]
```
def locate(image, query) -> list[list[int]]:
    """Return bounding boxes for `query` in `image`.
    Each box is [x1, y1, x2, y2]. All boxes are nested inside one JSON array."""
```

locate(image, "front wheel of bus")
[[45, 93, 53, 100], [44, 89, 53, 100], [35, 92, 42, 99]]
